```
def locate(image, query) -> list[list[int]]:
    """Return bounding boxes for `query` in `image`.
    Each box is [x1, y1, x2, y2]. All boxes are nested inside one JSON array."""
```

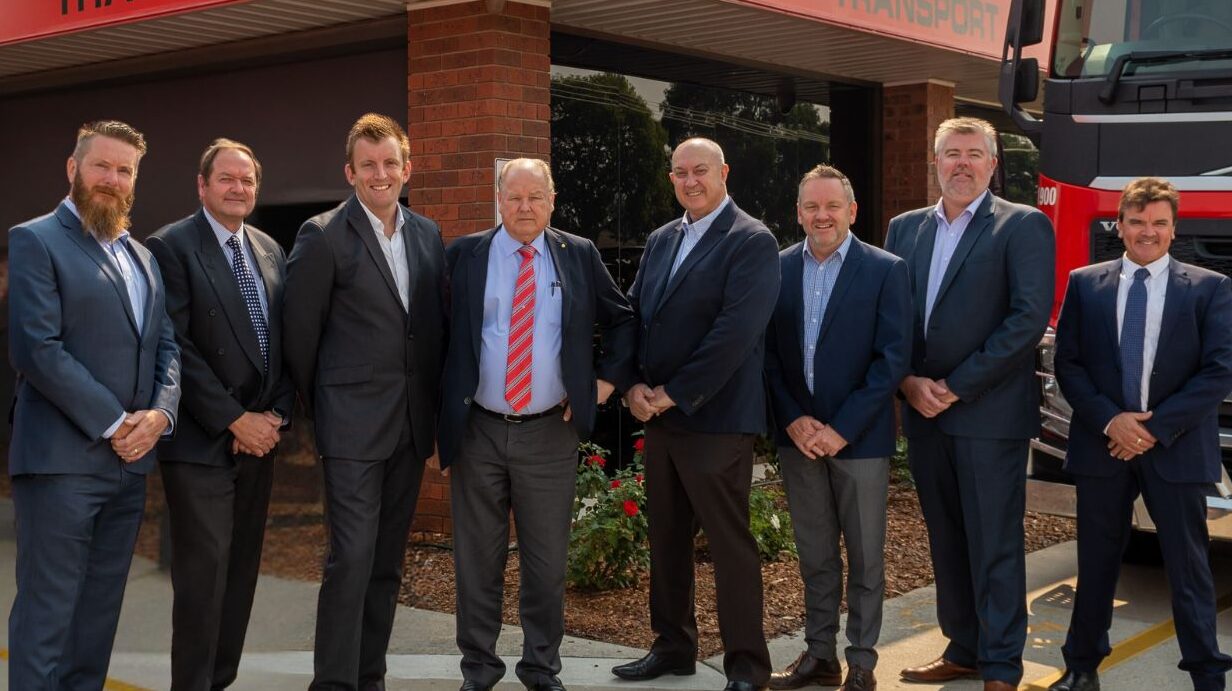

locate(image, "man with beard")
[[284, 113, 446, 691], [146, 139, 293, 691], [7, 120, 181, 690]]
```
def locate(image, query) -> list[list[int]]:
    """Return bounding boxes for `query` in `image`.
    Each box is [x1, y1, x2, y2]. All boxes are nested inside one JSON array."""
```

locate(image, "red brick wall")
[[881, 81, 954, 225], [407, 0, 552, 534]]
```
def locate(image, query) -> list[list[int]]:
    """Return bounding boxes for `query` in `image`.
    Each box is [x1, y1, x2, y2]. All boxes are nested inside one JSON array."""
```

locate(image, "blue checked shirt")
[[801, 233, 852, 394], [670, 196, 732, 278]]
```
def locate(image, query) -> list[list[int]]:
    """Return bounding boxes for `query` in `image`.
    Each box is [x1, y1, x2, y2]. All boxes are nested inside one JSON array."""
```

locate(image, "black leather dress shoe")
[[724, 682, 767, 691], [768, 651, 843, 689], [611, 652, 696, 680], [1048, 669, 1100, 691], [527, 677, 567, 691], [459, 682, 492, 691], [840, 665, 876, 691]]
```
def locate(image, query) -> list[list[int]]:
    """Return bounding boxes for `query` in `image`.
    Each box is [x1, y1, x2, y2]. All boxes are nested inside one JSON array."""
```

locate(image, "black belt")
[[473, 403, 564, 423]]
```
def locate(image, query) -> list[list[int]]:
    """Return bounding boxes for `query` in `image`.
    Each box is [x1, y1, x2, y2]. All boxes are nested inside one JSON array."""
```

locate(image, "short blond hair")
[[498, 158, 555, 195], [798, 164, 855, 204], [346, 113, 409, 165], [934, 117, 998, 157]]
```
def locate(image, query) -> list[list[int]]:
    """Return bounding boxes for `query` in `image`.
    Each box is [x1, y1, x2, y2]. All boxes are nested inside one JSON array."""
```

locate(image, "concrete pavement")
[[0, 497, 1227, 689]]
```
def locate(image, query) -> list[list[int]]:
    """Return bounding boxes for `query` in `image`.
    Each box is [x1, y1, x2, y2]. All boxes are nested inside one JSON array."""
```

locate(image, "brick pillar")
[[406, 0, 552, 534], [881, 80, 954, 225]]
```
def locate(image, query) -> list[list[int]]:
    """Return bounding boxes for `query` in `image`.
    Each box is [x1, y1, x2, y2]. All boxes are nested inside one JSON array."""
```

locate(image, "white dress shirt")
[[358, 200, 410, 311]]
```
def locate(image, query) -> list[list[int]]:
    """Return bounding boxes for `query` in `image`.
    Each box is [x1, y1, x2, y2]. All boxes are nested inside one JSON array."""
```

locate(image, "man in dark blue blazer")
[[439, 158, 635, 691], [884, 118, 1054, 691], [8, 120, 181, 690], [764, 165, 911, 691], [1050, 177, 1232, 691], [611, 138, 780, 691]]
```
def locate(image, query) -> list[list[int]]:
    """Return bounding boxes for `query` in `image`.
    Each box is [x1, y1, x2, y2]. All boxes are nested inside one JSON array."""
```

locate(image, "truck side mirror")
[[1015, 57, 1040, 103], [1018, 0, 1046, 46]]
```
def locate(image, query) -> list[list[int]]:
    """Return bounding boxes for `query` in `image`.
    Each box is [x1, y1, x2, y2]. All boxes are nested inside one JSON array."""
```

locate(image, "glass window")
[[1054, 0, 1232, 77]]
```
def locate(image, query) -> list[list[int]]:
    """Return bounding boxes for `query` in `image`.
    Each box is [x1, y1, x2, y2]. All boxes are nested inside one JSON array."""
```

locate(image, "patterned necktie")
[[1120, 267, 1150, 412], [226, 235, 269, 370], [505, 245, 536, 412]]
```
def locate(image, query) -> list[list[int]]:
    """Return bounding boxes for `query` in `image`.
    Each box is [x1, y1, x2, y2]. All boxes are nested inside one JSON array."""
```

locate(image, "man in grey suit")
[[439, 158, 635, 691], [764, 165, 912, 691], [7, 120, 181, 690], [884, 117, 1054, 691], [284, 113, 447, 691], [146, 139, 293, 691]]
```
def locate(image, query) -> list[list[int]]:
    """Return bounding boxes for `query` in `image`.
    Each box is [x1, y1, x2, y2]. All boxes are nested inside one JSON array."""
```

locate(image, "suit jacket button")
[[209, 308, 217, 317], [464, 396, 472, 405], [217, 348, 225, 355]]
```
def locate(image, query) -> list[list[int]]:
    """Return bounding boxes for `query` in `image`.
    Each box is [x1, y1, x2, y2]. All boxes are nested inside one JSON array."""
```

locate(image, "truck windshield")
[[1053, 0, 1232, 77]]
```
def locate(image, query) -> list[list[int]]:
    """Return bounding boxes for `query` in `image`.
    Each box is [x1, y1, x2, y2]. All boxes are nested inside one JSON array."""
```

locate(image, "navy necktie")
[[1120, 267, 1150, 411], [227, 235, 269, 370]]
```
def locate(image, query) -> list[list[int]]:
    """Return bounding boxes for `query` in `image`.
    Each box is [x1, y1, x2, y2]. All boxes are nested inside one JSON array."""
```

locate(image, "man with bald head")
[[439, 158, 635, 691], [613, 138, 780, 691]]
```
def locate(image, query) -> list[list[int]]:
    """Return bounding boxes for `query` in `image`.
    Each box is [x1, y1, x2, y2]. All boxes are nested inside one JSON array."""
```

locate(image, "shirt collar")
[[933, 190, 989, 226], [1121, 252, 1171, 280], [495, 224, 547, 258], [681, 195, 732, 234], [357, 199, 405, 238], [203, 207, 246, 249], [802, 231, 854, 266], [64, 196, 131, 246]]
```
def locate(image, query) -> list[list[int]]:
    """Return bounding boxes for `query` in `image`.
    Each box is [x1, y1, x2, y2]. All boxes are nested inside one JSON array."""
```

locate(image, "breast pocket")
[[543, 287, 564, 329]]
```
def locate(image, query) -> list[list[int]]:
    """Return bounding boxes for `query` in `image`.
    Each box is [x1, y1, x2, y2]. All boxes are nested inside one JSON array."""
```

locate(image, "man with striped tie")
[[438, 158, 635, 691], [145, 139, 293, 690], [1050, 177, 1232, 691]]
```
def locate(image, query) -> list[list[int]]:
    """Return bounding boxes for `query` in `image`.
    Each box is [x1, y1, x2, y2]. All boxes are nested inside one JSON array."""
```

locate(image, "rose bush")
[[566, 439, 649, 590]]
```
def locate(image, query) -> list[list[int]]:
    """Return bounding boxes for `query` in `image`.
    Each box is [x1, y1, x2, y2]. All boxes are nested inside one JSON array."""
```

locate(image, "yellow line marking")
[[0, 648, 154, 691], [1023, 590, 1232, 690]]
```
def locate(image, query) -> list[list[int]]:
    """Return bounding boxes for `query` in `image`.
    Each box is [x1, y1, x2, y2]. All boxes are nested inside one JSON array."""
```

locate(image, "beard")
[[71, 171, 134, 241]]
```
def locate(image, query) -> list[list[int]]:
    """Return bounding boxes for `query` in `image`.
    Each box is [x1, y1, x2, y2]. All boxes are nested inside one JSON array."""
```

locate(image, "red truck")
[[1000, 0, 1232, 553]]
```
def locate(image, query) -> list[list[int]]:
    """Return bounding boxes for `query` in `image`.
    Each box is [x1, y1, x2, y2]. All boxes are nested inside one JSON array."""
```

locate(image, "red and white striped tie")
[[505, 245, 536, 412]]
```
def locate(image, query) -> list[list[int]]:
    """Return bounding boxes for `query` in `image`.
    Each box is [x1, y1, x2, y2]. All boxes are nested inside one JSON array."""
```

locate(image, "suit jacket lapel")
[[645, 226, 682, 320], [347, 197, 406, 314], [194, 211, 265, 373], [816, 237, 865, 345], [780, 246, 806, 374], [543, 228, 573, 337], [399, 207, 419, 315], [57, 204, 140, 335], [1157, 260, 1191, 354], [658, 202, 736, 311], [128, 241, 158, 336], [468, 229, 499, 364], [910, 213, 937, 327], [932, 193, 995, 312], [1094, 261, 1121, 357]]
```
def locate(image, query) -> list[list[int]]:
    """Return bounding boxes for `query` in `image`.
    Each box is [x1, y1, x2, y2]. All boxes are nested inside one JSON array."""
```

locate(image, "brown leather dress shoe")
[[984, 681, 1016, 691], [840, 665, 876, 691], [899, 656, 979, 683], [768, 651, 843, 689]]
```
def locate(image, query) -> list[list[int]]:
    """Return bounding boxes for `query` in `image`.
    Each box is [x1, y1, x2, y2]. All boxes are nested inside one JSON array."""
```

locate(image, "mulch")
[[133, 476, 1076, 658]]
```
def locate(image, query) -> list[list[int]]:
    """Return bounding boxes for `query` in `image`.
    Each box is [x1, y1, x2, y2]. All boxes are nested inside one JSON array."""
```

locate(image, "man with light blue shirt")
[[8, 120, 181, 690], [438, 158, 635, 691], [885, 117, 1054, 691], [764, 165, 911, 691], [145, 139, 293, 690]]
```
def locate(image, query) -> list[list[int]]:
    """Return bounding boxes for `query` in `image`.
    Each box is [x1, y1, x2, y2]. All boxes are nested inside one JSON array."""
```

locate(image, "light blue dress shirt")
[[924, 190, 988, 331], [670, 196, 732, 278], [801, 233, 852, 394], [204, 209, 269, 318], [474, 227, 566, 415]]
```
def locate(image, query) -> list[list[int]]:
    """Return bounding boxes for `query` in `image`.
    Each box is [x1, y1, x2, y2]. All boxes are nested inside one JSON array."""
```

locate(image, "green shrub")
[[566, 440, 649, 590], [748, 483, 797, 561]]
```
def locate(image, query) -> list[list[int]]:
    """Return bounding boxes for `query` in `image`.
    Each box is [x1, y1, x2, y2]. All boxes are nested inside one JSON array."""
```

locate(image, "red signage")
[[725, 0, 1055, 61], [0, 0, 251, 48]]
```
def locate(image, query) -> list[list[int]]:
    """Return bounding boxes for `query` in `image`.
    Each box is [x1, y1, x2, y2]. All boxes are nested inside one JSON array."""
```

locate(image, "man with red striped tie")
[[438, 158, 636, 691]]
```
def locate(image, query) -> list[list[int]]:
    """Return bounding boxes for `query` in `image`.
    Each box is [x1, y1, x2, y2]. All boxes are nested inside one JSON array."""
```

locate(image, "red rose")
[[633, 438, 645, 453], [610, 479, 622, 489], [588, 454, 605, 468], [623, 500, 639, 517], [635, 473, 644, 484]]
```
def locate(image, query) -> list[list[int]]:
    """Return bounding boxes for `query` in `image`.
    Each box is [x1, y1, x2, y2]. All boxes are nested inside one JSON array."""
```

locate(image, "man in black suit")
[[611, 138, 780, 691], [283, 113, 447, 691], [884, 117, 1054, 691], [1049, 177, 1232, 691], [145, 139, 292, 691], [764, 165, 912, 691], [439, 158, 635, 691]]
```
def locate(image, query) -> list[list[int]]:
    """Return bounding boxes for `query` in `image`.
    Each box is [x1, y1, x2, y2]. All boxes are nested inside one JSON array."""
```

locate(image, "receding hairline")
[[498, 158, 555, 195], [672, 138, 726, 166]]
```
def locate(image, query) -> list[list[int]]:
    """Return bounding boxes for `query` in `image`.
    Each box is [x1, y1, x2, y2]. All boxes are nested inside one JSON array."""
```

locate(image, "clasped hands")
[[901, 375, 958, 418], [1106, 410, 1156, 461], [787, 415, 848, 459], [111, 409, 170, 463], [228, 411, 284, 457], [623, 382, 676, 422]]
